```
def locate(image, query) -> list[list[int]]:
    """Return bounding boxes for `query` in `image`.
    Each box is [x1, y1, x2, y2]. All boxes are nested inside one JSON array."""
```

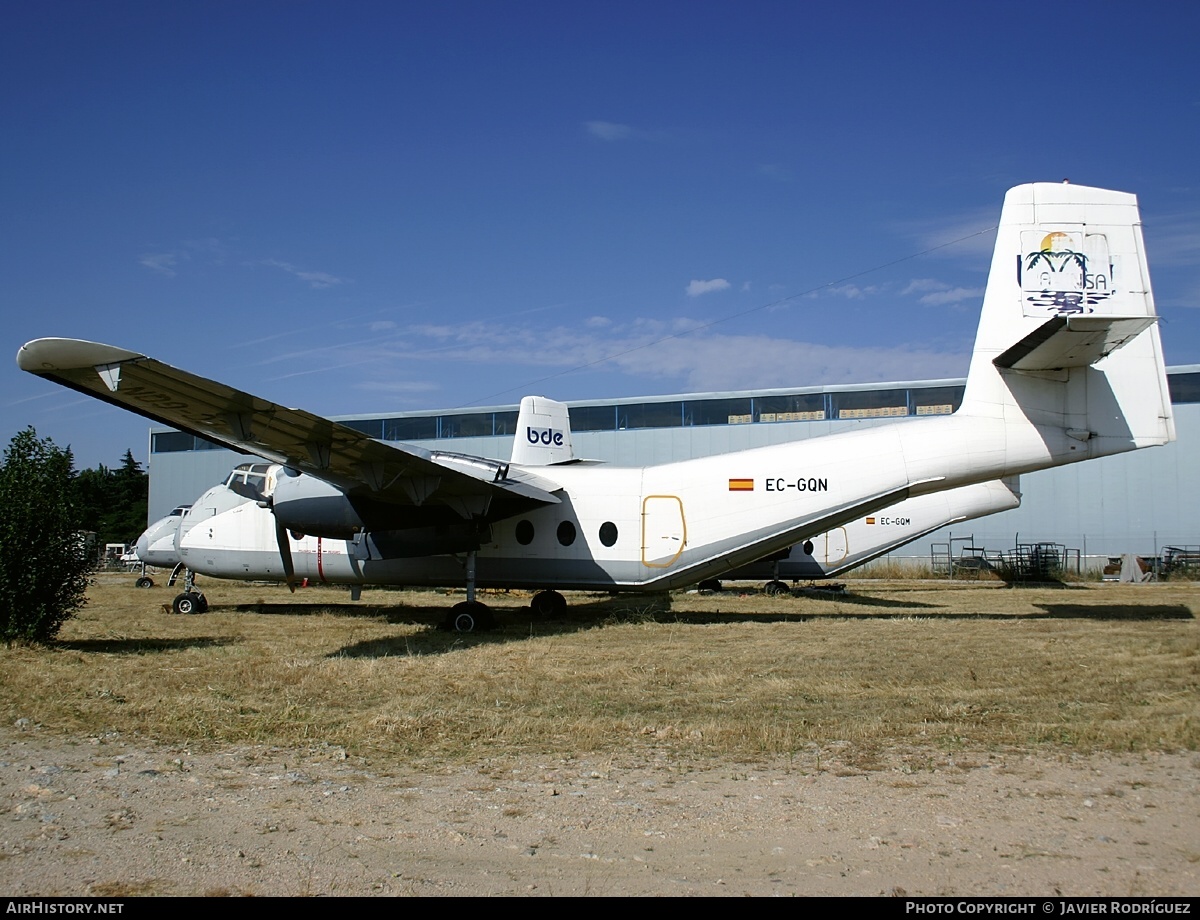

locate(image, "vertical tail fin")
[[510, 396, 577, 466], [961, 182, 1174, 460]]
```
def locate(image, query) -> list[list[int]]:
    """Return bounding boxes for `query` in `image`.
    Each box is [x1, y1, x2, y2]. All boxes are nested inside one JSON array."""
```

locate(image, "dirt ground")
[[2, 723, 1197, 897]]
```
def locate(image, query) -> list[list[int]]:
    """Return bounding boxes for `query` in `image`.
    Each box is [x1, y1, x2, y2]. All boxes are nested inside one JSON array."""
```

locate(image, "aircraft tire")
[[530, 590, 566, 618], [172, 592, 204, 615], [135, 576, 154, 588], [445, 601, 493, 632], [697, 579, 723, 593], [763, 580, 789, 596]]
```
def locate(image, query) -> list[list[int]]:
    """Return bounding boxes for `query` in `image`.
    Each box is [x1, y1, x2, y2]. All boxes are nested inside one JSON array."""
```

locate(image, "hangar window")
[[756, 393, 826, 422], [515, 520, 534, 545], [151, 432, 229, 453], [441, 412, 494, 438], [151, 430, 194, 453], [832, 388, 909, 420], [385, 416, 437, 442], [570, 405, 618, 432], [557, 521, 577, 546], [687, 397, 753, 426], [912, 385, 964, 416], [599, 522, 618, 547], [491, 411, 519, 436], [343, 419, 383, 438], [1168, 371, 1200, 404], [618, 402, 684, 430]]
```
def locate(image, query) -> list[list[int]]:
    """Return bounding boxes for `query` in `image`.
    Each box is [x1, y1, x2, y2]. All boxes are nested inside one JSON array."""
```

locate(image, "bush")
[[0, 428, 90, 645]]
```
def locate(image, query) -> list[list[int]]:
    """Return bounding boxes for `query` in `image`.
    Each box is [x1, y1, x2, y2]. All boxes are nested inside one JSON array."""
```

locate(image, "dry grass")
[[1, 574, 1196, 769]]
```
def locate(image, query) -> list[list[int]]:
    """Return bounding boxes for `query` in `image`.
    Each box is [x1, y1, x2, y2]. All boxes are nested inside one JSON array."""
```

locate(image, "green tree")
[[70, 449, 149, 548], [0, 428, 90, 645], [109, 449, 148, 543]]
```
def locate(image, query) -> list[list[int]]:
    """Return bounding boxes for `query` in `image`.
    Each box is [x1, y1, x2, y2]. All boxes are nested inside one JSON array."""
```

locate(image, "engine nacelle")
[[271, 470, 497, 541], [270, 472, 365, 539]]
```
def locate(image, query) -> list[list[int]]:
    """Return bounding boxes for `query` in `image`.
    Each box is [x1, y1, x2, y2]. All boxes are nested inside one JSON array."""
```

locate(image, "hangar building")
[[146, 365, 1200, 568]]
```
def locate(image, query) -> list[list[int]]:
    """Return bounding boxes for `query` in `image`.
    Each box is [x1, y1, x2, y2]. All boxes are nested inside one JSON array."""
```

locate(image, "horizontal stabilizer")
[[993, 315, 1157, 371]]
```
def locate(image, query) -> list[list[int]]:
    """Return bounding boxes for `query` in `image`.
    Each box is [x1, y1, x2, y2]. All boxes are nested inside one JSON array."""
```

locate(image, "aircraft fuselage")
[[179, 411, 1057, 592]]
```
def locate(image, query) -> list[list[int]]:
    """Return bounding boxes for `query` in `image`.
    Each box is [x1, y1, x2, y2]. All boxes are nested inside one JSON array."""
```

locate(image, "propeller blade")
[[274, 518, 296, 593]]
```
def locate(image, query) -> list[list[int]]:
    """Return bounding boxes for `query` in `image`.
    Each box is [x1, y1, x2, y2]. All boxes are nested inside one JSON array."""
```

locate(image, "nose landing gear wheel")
[[172, 592, 208, 614]]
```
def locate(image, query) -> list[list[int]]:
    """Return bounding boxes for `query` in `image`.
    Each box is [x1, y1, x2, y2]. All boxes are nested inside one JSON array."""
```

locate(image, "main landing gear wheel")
[[172, 592, 208, 615], [530, 590, 567, 618], [444, 601, 495, 633], [697, 578, 723, 593], [135, 576, 154, 589], [763, 580, 790, 596]]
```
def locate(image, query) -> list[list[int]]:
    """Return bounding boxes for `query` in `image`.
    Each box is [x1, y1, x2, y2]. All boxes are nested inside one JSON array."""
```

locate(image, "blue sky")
[[5, 1, 1199, 470]]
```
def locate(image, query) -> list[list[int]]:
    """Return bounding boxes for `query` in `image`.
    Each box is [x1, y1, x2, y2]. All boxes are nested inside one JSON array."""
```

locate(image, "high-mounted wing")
[[17, 338, 560, 520]]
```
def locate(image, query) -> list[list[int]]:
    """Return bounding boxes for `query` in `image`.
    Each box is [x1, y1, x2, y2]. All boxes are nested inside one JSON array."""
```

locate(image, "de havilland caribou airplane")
[[131, 461, 1022, 604], [19, 183, 1175, 629]]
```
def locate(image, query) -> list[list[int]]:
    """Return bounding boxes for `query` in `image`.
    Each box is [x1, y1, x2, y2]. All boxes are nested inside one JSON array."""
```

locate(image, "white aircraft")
[[128, 460, 1019, 608], [128, 504, 184, 587], [19, 183, 1175, 629]]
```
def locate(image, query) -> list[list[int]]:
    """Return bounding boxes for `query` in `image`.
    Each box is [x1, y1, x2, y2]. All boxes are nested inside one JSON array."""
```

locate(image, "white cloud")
[[139, 238, 229, 277], [918, 287, 983, 307], [344, 314, 969, 402], [296, 270, 343, 289], [139, 252, 179, 276], [686, 278, 731, 297], [584, 120, 633, 141], [892, 205, 1000, 262], [632, 334, 967, 392], [261, 259, 346, 289], [901, 278, 947, 295], [825, 283, 881, 300], [900, 278, 983, 306]]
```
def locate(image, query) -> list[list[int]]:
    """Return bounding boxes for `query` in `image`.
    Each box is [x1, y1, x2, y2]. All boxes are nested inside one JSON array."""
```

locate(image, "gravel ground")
[[2, 724, 1197, 897]]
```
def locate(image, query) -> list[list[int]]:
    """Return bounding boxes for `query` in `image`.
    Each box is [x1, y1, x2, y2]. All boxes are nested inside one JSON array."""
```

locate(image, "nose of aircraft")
[[135, 514, 184, 567], [135, 530, 152, 560]]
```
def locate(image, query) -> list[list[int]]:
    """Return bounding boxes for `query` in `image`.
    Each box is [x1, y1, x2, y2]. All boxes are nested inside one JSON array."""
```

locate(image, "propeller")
[[262, 466, 297, 593], [274, 515, 297, 593]]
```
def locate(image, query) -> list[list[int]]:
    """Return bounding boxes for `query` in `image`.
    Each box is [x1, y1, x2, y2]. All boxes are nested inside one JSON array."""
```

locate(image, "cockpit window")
[[224, 462, 273, 502]]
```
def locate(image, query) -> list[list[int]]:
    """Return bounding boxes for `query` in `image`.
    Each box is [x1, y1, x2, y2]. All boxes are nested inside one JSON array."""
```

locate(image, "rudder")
[[960, 182, 1174, 459]]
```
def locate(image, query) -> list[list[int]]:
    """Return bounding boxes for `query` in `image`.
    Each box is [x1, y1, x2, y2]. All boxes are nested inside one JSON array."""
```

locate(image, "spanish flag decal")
[[866, 517, 876, 524], [728, 478, 754, 491]]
